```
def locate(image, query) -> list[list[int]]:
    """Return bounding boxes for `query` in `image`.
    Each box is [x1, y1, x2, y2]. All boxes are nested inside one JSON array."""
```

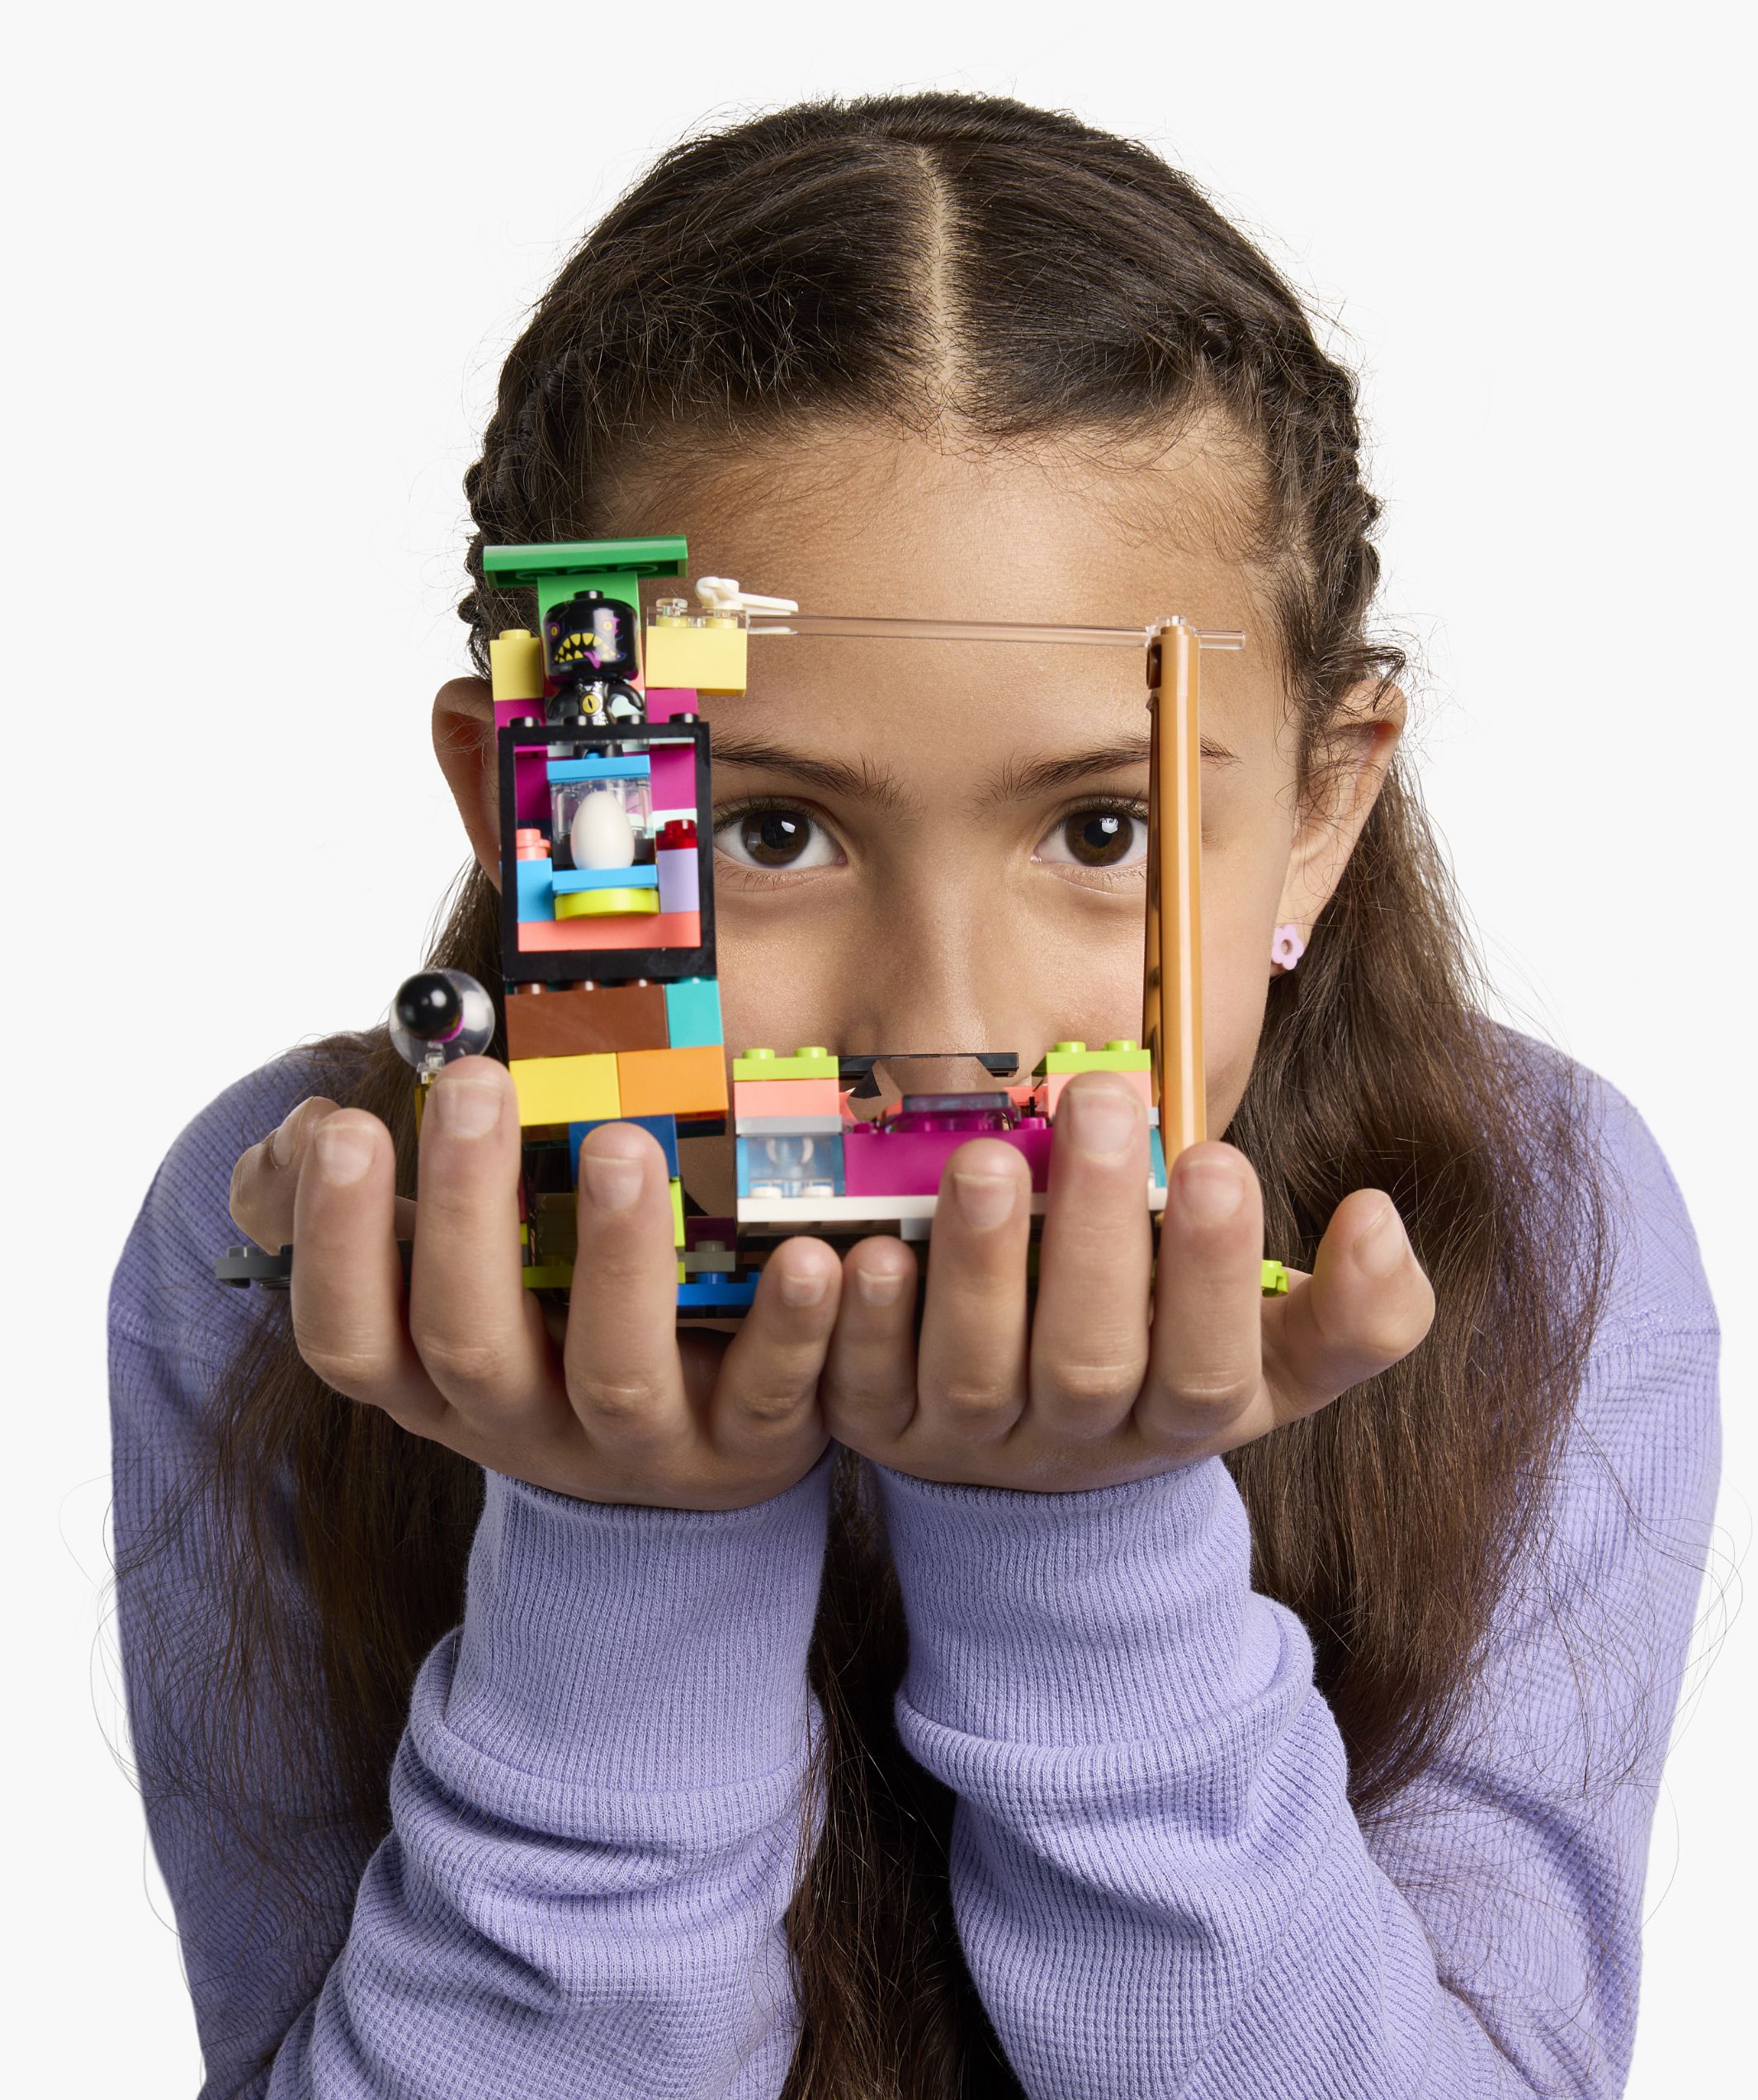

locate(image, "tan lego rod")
[[746, 612, 1245, 649], [1143, 620, 1204, 1166]]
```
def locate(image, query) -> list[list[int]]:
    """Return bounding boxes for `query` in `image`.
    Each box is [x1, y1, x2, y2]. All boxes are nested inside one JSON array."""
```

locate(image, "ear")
[[432, 677, 502, 892], [1273, 679, 1405, 958]]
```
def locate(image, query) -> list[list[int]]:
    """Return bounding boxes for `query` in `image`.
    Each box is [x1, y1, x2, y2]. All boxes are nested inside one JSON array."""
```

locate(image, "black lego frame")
[[496, 718, 717, 988]]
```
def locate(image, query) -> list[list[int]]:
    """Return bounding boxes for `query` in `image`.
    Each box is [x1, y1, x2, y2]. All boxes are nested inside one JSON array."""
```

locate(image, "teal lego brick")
[[664, 976, 723, 1048], [548, 754, 652, 784], [516, 858, 554, 923], [552, 865, 659, 894]]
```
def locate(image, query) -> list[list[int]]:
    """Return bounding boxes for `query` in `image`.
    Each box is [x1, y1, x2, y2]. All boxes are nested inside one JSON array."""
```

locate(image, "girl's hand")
[[820, 1071, 1435, 1492], [225, 1057, 842, 1511]]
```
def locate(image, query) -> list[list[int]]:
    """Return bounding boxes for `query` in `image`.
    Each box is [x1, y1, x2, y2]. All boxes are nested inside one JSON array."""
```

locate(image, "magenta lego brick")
[[842, 1124, 1054, 1196], [515, 745, 551, 829], [643, 687, 699, 723], [650, 745, 697, 810]]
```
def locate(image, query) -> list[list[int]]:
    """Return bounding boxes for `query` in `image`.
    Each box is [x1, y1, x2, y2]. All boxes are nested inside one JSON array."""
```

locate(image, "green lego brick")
[[1260, 1259, 1290, 1296], [484, 538, 688, 582], [732, 1045, 841, 1082], [1034, 1038, 1153, 1076], [484, 538, 690, 631]]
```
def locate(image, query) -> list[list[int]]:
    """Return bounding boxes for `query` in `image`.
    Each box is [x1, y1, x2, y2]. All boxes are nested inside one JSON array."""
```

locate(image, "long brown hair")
[[121, 92, 1613, 2093]]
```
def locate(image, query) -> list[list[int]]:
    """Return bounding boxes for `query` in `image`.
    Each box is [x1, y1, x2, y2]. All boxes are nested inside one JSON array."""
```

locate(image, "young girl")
[[108, 91, 1720, 2098]]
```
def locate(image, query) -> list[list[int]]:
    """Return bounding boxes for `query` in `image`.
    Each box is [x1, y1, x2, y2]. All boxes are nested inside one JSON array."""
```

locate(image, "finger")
[[1261, 1190, 1435, 1412], [291, 1109, 449, 1433], [408, 1057, 553, 1431], [1137, 1141, 1268, 1450], [563, 1122, 692, 1456], [916, 1138, 1033, 1446], [708, 1237, 843, 1467], [821, 1235, 920, 1450], [230, 1095, 418, 1253], [1028, 1073, 1154, 1435]]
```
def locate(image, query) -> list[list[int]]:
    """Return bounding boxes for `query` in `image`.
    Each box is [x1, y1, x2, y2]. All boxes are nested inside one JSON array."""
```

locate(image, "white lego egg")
[[570, 788, 636, 870]]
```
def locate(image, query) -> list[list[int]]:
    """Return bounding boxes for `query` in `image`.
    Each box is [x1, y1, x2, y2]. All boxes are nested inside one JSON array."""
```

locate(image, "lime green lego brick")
[[1260, 1258, 1290, 1296], [669, 1176, 686, 1249], [1035, 1038, 1152, 1076], [732, 1045, 841, 1081]]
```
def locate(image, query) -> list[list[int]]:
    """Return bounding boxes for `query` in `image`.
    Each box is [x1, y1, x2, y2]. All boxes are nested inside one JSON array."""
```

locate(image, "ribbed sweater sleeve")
[[107, 1052, 831, 2098], [870, 1058, 1722, 2098]]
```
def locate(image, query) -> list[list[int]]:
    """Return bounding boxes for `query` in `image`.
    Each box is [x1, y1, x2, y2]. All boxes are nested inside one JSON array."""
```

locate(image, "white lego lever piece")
[[695, 576, 800, 616]]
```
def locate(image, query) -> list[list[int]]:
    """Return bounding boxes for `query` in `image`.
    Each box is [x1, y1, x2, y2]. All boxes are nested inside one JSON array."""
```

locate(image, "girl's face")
[[437, 424, 1402, 1210]]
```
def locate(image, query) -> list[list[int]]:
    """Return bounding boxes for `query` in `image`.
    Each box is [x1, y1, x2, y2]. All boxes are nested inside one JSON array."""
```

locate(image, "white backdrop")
[[8, 1, 1749, 2089]]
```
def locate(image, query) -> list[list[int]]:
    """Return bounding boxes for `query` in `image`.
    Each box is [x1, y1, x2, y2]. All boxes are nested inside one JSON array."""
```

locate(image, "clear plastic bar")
[[744, 612, 1244, 650]]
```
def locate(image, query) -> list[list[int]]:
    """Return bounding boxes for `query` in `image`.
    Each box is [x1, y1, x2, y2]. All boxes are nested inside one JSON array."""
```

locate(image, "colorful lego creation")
[[215, 538, 1289, 1308]]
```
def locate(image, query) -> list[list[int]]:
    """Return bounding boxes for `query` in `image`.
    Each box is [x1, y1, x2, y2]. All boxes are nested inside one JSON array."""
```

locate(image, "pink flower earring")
[[1271, 924, 1306, 972]]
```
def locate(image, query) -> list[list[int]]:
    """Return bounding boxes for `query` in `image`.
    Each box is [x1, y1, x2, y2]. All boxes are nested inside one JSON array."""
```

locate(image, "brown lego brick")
[[503, 982, 669, 1062]]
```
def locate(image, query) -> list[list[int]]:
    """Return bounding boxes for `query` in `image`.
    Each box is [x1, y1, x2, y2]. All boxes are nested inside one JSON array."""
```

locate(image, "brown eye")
[[1032, 806, 1148, 873], [744, 811, 809, 865], [1065, 811, 1135, 866], [713, 805, 843, 873]]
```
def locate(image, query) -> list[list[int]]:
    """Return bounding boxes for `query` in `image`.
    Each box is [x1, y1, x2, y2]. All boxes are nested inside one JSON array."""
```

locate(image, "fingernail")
[[580, 1144, 644, 1213], [1355, 1199, 1406, 1277], [1064, 1082, 1141, 1161], [776, 1251, 830, 1308], [1179, 1158, 1243, 1223], [268, 1101, 307, 1170], [855, 1260, 909, 1308], [432, 1077, 502, 1138], [313, 1120, 372, 1186], [952, 1170, 1018, 1230]]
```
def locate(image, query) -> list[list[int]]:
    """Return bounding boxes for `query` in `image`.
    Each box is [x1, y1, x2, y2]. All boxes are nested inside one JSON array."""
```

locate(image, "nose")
[[827, 875, 1047, 1085]]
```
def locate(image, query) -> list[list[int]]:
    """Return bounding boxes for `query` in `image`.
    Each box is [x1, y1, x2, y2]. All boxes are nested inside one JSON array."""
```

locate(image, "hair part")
[[122, 90, 1615, 2096]]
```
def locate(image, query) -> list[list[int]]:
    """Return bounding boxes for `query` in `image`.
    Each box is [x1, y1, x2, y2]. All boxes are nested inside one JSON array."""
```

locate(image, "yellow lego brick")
[[669, 1176, 685, 1247], [508, 1051, 620, 1126], [642, 620, 748, 693], [489, 627, 545, 702]]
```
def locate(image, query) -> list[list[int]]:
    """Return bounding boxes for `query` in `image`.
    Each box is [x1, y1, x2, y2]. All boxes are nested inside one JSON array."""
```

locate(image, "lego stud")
[[1271, 924, 1306, 972]]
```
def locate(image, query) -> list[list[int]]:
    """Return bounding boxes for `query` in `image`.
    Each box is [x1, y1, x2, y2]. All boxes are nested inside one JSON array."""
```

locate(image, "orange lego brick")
[[617, 1043, 729, 1119]]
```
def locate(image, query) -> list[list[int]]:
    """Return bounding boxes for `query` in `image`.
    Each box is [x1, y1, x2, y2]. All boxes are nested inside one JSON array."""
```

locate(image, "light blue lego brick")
[[569, 1114, 678, 1178], [547, 754, 653, 783], [664, 976, 723, 1048], [736, 1133, 845, 1198], [678, 1276, 760, 1312], [516, 857, 555, 923], [1150, 1126, 1166, 1189], [551, 864, 659, 894]]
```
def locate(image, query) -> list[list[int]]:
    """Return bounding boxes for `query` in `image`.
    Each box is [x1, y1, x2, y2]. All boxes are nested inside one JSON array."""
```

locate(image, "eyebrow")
[[709, 736, 915, 811], [708, 730, 1240, 810], [987, 735, 1241, 803]]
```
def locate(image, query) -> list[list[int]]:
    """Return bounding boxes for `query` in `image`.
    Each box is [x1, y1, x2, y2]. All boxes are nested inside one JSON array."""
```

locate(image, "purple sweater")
[[107, 1036, 1721, 2098]]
